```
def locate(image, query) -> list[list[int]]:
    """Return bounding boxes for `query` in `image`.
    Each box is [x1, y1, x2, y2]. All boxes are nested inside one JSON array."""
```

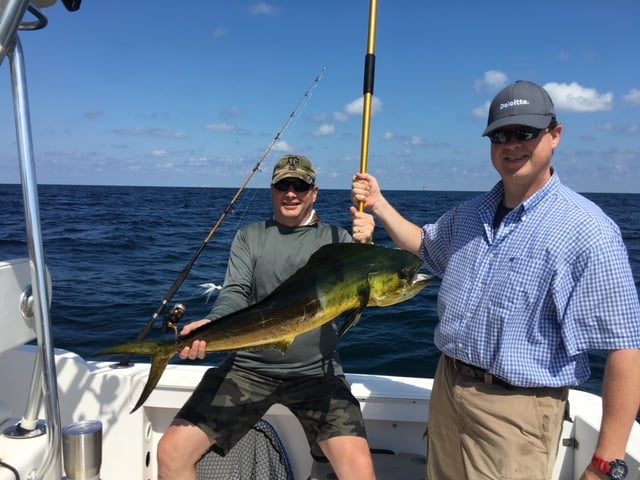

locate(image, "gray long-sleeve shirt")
[[207, 218, 353, 378]]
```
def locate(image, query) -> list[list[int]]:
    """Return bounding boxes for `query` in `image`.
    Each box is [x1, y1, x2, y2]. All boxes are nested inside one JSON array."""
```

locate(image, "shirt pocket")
[[488, 255, 555, 313]]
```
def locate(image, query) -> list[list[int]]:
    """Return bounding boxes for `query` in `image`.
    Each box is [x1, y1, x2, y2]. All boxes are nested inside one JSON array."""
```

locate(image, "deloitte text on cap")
[[271, 155, 317, 185], [483, 80, 555, 136]]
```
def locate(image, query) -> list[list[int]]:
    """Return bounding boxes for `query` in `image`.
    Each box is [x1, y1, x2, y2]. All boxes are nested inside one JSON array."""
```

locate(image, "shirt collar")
[[480, 169, 560, 215], [520, 170, 560, 213], [270, 209, 319, 231]]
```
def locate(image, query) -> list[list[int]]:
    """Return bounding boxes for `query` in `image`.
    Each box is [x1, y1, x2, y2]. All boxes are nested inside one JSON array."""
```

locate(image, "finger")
[[191, 339, 205, 359], [180, 319, 208, 336], [197, 341, 207, 359]]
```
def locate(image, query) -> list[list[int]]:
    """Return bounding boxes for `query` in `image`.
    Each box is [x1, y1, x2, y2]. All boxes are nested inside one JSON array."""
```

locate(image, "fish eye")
[[398, 267, 412, 280]]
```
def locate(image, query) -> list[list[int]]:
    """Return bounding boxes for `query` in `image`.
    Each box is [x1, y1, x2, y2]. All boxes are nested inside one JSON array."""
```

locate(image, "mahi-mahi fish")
[[98, 242, 431, 412]]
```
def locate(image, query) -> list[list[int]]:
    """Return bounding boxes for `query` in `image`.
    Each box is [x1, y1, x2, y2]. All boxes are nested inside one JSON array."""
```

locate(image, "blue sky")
[[0, 0, 638, 192]]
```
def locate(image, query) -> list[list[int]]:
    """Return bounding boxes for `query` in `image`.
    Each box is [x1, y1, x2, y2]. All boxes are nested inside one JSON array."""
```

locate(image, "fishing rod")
[[116, 67, 326, 367], [358, 0, 379, 213]]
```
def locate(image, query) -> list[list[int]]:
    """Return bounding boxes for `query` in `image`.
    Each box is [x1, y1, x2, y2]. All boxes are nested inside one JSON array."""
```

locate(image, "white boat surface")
[[1, 2, 639, 479], [2, 324, 640, 479]]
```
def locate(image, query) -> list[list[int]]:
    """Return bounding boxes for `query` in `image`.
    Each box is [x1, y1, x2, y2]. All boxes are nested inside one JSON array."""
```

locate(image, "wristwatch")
[[591, 454, 628, 480]]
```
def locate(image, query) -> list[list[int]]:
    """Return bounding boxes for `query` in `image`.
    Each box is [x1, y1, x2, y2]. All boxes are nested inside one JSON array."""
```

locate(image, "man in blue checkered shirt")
[[352, 81, 640, 480]]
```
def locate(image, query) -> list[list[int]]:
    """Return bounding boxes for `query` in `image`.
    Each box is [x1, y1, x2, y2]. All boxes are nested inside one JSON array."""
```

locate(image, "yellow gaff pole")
[[358, 0, 379, 212]]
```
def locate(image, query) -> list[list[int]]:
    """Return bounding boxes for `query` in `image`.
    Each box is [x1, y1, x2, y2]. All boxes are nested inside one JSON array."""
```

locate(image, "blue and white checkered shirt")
[[422, 173, 640, 387]]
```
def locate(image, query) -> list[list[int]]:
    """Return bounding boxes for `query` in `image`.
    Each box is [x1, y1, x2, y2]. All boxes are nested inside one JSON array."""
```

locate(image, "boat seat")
[[0, 258, 50, 356], [309, 450, 426, 480], [197, 419, 293, 479]]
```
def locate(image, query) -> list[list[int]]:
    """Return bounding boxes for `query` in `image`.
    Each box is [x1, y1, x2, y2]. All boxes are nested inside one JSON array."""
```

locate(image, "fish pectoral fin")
[[338, 286, 369, 339], [338, 310, 363, 340]]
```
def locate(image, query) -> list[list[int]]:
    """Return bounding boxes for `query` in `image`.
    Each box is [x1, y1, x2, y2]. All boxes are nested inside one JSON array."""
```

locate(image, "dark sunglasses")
[[272, 180, 314, 193], [489, 127, 548, 145]]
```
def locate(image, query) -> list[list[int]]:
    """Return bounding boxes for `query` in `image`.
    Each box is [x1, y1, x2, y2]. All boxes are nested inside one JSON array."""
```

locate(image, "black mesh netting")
[[196, 419, 293, 479]]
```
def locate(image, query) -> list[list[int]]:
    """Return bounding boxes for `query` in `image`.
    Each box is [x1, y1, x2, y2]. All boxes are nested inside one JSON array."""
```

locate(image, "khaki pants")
[[426, 354, 568, 480]]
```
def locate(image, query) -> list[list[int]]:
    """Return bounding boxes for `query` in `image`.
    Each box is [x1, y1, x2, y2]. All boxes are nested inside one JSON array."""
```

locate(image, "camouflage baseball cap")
[[271, 154, 316, 185]]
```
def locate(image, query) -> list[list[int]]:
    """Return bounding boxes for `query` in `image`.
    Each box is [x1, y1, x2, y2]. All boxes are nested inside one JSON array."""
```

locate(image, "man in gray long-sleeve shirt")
[[157, 154, 378, 480]]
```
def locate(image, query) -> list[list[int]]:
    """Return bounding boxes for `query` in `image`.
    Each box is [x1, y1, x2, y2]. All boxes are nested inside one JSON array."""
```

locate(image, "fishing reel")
[[162, 303, 187, 338]]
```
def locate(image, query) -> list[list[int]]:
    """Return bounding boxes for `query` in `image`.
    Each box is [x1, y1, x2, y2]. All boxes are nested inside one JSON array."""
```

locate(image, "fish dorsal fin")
[[287, 243, 378, 276], [306, 242, 376, 264], [267, 243, 367, 297], [305, 242, 357, 267]]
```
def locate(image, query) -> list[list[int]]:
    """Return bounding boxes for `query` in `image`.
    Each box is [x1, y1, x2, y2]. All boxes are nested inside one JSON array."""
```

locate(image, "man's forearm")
[[594, 348, 640, 459]]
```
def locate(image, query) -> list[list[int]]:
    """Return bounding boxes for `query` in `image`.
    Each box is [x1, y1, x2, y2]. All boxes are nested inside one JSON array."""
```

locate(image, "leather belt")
[[445, 355, 513, 389]]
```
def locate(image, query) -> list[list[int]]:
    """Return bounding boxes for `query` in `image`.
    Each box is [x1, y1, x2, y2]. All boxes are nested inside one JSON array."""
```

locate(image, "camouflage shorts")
[[175, 364, 367, 455]]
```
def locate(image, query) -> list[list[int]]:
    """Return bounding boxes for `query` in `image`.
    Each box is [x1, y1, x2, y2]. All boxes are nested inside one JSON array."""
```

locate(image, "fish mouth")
[[413, 273, 431, 284], [368, 270, 432, 307]]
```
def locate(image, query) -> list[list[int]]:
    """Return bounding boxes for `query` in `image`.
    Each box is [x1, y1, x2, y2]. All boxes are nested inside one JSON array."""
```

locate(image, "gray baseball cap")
[[483, 80, 555, 136]]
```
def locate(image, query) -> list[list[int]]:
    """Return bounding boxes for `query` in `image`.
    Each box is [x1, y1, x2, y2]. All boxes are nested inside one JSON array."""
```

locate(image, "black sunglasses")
[[489, 127, 547, 145], [272, 180, 314, 193]]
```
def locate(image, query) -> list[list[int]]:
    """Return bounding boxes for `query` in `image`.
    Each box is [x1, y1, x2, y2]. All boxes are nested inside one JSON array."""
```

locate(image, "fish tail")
[[95, 341, 175, 413], [130, 350, 173, 413]]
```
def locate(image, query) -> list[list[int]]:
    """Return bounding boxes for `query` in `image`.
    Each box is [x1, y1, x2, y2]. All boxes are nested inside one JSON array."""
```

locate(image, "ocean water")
[[2, 183, 639, 396]]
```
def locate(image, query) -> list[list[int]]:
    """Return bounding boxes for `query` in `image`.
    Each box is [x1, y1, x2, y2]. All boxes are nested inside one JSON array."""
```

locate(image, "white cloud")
[[472, 101, 491, 119], [249, 2, 278, 15], [598, 122, 615, 132], [84, 111, 104, 120], [598, 122, 640, 135], [344, 96, 383, 117], [474, 70, 509, 92], [152, 150, 168, 158], [400, 148, 413, 157], [312, 113, 328, 122], [222, 106, 244, 118], [624, 88, 640, 106], [272, 141, 292, 152], [380, 132, 424, 146], [313, 124, 335, 137], [333, 111, 349, 123], [188, 157, 211, 167], [213, 27, 229, 38], [111, 128, 188, 139], [544, 82, 614, 112], [205, 123, 236, 132]]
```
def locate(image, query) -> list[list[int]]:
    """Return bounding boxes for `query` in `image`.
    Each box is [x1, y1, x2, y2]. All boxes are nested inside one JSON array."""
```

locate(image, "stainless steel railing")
[[1, 2, 60, 478]]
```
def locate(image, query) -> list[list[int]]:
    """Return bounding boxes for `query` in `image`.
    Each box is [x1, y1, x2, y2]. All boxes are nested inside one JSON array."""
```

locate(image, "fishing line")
[[358, 0, 379, 212], [116, 67, 326, 367]]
